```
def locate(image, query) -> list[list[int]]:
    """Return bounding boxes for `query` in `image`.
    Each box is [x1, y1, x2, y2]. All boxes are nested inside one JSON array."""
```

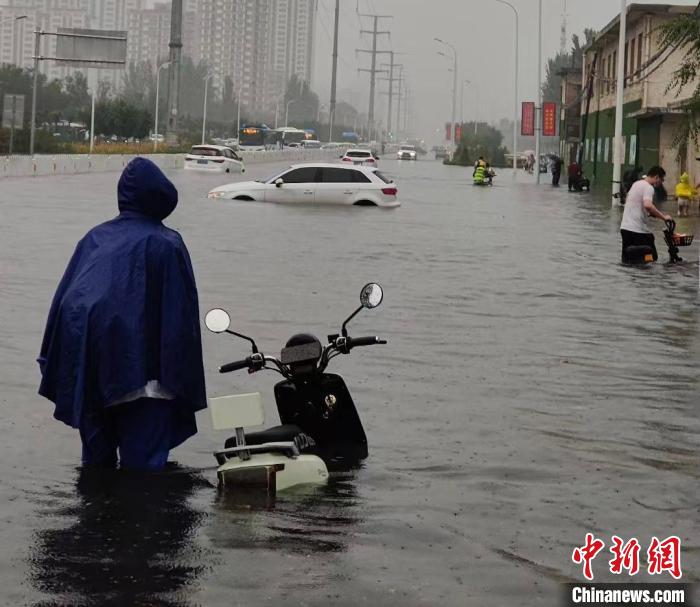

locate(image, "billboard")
[[521, 102, 535, 136], [55, 28, 127, 69], [2, 94, 24, 129], [542, 102, 557, 137], [454, 123, 462, 142]]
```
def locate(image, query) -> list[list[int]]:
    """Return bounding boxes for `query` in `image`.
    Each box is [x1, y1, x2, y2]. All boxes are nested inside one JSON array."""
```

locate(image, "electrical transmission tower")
[[356, 13, 392, 141]]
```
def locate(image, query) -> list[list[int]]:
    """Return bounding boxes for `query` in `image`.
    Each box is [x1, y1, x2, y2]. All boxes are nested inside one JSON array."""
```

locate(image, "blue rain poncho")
[[38, 158, 206, 448]]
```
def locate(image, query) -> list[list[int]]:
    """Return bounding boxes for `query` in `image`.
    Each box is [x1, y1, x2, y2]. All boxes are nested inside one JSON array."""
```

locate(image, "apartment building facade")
[[0, 0, 317, 123], [580, 3, 697, 187]]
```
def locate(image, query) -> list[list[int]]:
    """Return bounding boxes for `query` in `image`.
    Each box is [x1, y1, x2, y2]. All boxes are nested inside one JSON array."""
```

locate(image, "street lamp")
[[236, 83, 243, 137], [285, 99, 297, 128], [154, 60, 170, 152], [492, 0, 519, 175], [461, 79, 480, 135], [435, 37, 457, 146], [201, 73, 216, 144]]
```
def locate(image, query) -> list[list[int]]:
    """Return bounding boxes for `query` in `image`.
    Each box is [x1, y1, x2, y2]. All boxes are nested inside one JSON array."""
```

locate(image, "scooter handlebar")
[[219, 357, 252, 373], [347, 336, 387, 348]]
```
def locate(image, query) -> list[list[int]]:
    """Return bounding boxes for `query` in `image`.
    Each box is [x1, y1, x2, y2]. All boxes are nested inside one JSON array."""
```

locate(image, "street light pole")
[[285, 99, 296, 128], [612, 0, 627, 207], [202, 74, 215, 144], [535, 0, 543, 184], [493, 0, 519, 175], [435, 38, 457, 146], [154, 61, 170, 152], [30, 28, 41, 157], [236, 83, 243, 136]]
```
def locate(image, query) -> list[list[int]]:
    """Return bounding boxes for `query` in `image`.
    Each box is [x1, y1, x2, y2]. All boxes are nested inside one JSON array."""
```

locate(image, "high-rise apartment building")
[[0, 0, 317, 122]]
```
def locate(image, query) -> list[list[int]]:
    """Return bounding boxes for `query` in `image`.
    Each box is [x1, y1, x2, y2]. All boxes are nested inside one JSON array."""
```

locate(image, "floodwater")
[[1, 158, 698, 606]]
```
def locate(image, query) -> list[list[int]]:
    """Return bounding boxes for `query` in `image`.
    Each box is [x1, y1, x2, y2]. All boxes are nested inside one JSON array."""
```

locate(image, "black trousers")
[[552, 170, 561, 186], [621, 229, 657, 261]]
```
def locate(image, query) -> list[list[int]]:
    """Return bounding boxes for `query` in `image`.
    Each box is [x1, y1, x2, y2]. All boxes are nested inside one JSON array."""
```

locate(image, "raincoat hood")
[[118, 157, 178, 220]]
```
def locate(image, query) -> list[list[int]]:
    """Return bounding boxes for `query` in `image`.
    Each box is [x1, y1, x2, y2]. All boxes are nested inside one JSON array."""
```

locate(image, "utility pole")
[[357, 13, 391, 141], [535, 0, 543, 184], [379, 53, 403, 141], [395, 67, 404, 141], [328, 0, 339, 143], [166, 0, 182, 140], [612, 0, 627, 207]]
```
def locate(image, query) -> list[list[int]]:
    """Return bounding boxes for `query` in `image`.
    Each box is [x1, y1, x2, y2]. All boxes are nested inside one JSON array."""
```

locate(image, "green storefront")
[[580, 99, 660, 187]]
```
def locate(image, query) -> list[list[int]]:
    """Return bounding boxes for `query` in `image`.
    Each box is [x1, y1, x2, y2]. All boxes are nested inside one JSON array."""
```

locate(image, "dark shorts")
[[79, 398, 190, 470], [620, 229, 657, 261]]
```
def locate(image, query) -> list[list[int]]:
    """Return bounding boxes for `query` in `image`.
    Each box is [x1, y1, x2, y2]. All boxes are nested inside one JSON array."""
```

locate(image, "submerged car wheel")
[[354, 200, 377, 207], [234, 195, 254, 201]]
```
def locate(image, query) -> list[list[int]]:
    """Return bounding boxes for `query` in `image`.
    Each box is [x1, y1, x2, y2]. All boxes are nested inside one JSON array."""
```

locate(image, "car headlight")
[[207, 191, 227, 199]]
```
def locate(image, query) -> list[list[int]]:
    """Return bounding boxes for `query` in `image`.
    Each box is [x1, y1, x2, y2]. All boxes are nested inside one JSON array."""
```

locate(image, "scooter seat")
[[225, 424, 308, 450]]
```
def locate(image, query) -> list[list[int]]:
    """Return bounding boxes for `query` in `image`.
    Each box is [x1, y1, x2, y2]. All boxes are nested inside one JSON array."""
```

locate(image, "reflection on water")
[[28, 466, 212, 607]]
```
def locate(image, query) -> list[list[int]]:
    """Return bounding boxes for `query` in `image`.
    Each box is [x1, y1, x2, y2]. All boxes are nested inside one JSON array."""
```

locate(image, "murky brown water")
[[1, 159, 698, 606]]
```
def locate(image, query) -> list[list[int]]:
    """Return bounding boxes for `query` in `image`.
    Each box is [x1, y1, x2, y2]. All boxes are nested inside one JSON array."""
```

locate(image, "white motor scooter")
[[205, 283, 386, 501]]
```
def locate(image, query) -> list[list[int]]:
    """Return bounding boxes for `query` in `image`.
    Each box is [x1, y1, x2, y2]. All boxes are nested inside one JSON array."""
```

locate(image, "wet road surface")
[[1, 159, 698, 606]]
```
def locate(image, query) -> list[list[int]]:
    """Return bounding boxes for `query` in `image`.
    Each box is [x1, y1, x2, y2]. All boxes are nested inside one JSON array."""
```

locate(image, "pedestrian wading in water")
[[37, 158, 207, 471]]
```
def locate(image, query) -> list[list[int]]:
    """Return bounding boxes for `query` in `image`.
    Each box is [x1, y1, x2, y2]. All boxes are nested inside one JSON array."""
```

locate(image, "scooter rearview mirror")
[[205, 308, 231, 333], [342, 283, 384, 337], [360, 283, 383, 309]]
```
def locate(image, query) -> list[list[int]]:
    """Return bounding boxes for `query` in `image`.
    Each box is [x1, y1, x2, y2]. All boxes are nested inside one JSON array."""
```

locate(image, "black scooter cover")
[[274, 373, 368, 462]]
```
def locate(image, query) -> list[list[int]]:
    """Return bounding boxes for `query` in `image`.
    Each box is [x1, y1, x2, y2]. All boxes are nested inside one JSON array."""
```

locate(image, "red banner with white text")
[[542, 102, 557, 136], [521, 102, 535, 136]]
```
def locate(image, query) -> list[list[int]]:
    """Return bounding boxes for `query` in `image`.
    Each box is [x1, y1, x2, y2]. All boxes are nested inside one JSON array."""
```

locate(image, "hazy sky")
[[312, 0, 699, 140]]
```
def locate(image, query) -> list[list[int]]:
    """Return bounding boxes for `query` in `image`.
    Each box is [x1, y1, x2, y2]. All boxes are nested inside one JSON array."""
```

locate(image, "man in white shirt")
[[620, 165, 672, 262]]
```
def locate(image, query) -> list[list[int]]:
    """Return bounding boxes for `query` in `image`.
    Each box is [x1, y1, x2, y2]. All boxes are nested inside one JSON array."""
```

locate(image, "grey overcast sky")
[[312, 0, 698, 140]]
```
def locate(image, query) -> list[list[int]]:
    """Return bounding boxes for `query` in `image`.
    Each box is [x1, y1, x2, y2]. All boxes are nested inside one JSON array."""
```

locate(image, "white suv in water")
[[207, 163, 399, 207], [397, 144, 417, 160], [341, 148, 379, 166]]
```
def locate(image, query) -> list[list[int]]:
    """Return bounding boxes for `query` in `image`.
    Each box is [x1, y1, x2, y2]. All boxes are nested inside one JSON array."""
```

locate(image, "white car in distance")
[[397, 144, 418, 160], [341, 148, 379, 166], [184, 145, 245, 173], [207, 163, 399, 207]]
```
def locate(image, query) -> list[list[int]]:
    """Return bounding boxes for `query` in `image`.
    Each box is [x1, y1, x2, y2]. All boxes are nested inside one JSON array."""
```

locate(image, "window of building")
[[637, 33, 643, 73], [629, 38, 636, 81]]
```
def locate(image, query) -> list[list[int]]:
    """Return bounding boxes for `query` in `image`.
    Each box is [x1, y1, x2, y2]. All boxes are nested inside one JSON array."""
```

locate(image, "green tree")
[[283, 74, 319, 126], [541, 30, 596, 102], [659, 14, 700, 150], [449, 122, 509, 167]]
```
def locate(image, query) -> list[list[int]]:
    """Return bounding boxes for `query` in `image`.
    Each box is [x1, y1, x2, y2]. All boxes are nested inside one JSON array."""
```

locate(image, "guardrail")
[[0, 149, 346, 179]]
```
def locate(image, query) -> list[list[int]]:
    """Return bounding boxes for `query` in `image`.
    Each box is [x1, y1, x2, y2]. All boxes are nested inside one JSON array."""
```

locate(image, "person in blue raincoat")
[[37, 158, 206, 470]]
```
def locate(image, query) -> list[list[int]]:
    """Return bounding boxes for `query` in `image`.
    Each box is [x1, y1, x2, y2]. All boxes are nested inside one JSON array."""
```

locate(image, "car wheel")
[[234, 195, 254, 201], [225, 168, 230, 173], [353, 200, 377, 207]]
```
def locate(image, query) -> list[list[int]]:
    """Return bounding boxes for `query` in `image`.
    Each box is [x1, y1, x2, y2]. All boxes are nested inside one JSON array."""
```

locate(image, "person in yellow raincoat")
[[674, 172, 695, 217]]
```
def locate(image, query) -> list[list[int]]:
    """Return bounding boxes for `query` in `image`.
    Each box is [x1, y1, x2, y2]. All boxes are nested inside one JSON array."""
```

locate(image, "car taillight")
[[381, 187, 397, 196], [367, 158, 375, 163], [342, 157, 352, 162]]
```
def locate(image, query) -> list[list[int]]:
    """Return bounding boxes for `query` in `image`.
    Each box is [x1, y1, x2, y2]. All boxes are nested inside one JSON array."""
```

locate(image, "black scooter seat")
[[224, 424, 306, 450]]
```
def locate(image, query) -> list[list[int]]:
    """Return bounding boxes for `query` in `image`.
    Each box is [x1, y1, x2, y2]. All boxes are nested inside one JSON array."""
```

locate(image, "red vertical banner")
[[521, 102, 535, 136], [542, 102, 557, 136], [454, 123, 462, 142], [445, 122, 452, 141]]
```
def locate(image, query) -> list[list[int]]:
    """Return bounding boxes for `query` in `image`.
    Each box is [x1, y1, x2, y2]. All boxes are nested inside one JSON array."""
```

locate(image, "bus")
[[274, 127, 308, 147], [341, 131, 359, 144], [238, 125, 276, 150]]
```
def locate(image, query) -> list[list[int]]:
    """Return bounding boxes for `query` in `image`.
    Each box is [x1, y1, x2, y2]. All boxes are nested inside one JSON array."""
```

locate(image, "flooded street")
[[1, 159, 698, 606]]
